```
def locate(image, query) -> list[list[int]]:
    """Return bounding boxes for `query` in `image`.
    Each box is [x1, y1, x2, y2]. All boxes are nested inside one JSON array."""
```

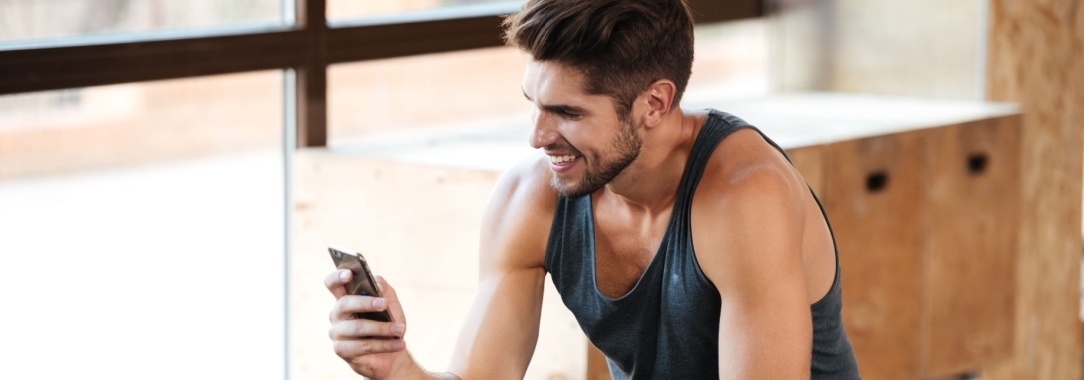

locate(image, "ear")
[[641, 79, 677, 128]]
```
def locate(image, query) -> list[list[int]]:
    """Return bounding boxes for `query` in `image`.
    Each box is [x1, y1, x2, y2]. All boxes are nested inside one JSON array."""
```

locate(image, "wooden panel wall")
[[825, 131, 928, 380], [924, 117, 1020, 376], [984, 0, 1084, 379]]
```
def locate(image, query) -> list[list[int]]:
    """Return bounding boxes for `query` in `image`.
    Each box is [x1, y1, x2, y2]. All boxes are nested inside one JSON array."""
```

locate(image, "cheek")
[[556, 122, 593, 151]]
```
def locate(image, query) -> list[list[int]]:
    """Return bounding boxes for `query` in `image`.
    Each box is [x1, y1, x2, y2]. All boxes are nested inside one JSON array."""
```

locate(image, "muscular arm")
[[693, 159, 813, 378], [446, 155, 555, 379]]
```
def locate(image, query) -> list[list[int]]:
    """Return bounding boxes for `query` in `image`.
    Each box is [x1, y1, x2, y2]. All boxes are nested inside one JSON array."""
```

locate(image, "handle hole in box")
[[968, 154, 988, 175], [866, 171, 889, 193]]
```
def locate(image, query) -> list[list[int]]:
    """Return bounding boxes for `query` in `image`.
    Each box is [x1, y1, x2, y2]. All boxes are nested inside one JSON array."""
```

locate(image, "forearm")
[[400, 361, 461, 380], [400, 368, 461, 380], [377, 350, 463, 380]]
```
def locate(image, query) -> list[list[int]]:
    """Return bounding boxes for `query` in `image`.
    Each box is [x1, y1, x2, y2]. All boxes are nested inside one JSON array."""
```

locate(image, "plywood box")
[[923, 117, 1019, 376], [824, 115, 1021, 379], [825, 130, 929, 379]]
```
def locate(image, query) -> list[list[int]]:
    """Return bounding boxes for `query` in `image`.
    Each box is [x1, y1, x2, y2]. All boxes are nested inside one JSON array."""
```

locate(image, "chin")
[[550, 176, 597, 199]]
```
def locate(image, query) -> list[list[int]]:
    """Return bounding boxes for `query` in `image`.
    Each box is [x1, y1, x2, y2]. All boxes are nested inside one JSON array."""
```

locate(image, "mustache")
[[543, 140, 582, 156]]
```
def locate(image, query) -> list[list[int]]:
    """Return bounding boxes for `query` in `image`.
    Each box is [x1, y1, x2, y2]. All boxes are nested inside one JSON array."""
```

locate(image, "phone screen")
[[329, 246, 394, 322]]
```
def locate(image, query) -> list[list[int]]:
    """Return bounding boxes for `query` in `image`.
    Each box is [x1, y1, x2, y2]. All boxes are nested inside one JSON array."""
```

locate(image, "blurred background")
[[0, 0, 1079, 379]]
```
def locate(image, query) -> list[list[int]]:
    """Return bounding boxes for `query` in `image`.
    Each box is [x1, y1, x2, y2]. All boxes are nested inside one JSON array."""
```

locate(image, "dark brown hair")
[[504, 0, 695, 119]]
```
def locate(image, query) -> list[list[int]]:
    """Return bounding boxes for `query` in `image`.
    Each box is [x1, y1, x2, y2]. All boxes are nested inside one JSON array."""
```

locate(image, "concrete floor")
[[0, 148, 285, 379]]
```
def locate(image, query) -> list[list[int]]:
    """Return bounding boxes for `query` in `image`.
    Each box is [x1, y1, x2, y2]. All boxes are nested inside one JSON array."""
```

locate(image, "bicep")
[[715, 256, 811, 378], [449, 267, 545, 379]]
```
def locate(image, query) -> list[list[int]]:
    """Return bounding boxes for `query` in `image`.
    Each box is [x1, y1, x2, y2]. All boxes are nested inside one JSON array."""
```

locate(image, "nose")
[[528, 109, 558, 149]]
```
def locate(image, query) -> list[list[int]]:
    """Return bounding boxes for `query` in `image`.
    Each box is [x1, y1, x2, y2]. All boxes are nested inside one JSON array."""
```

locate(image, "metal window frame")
[[0, 0, 760, 147]]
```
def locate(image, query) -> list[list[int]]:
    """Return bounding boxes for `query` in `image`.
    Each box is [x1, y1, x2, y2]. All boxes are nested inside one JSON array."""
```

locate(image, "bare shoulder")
[[690, 128, 808, 288], [479, 152, 559, 271], [693, 128, 806, 219]]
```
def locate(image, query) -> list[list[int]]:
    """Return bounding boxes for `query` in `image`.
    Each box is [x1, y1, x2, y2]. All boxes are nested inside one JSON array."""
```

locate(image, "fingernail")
[[392, 340, 405, 350], [391, 323, 405, 334], [372, 298, 386, 309], [338, 270, 350, 281]]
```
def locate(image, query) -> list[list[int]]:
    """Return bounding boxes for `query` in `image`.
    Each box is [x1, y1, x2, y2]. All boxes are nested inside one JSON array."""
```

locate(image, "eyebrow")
[[522, 88, 588, 115]]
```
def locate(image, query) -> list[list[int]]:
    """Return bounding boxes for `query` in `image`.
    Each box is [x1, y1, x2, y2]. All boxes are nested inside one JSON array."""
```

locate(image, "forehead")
[[522, 60, 591, 100]]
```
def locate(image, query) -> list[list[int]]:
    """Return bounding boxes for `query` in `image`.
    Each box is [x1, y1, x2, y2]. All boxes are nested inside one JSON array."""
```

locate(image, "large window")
[[0, 0, 286, 43], [0, 72, 285, 379], [328, 46, 527, 145], [328, 0, 519, 22], [0, 72, 283, 177]]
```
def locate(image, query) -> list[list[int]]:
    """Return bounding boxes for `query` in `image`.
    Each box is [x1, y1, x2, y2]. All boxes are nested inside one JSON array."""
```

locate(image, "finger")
[[332, 338, 406, 359], [329, 319, 406, 340], [324, 269, 352, 299], [332, 295, 389, 321], [375, 276, 407, 328]]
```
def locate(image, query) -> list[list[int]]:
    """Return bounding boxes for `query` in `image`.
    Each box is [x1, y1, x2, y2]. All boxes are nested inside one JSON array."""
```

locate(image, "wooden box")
[[824, 115, 1021, 379]]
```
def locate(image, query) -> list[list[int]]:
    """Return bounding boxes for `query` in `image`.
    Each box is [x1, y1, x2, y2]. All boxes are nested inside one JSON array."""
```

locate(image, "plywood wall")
[[984, 0, 1084, 379]]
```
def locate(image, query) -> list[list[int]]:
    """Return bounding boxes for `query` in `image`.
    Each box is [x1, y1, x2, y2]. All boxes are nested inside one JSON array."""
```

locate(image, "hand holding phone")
[[329, 245, 394, 322], [326, 245, 414, 378]]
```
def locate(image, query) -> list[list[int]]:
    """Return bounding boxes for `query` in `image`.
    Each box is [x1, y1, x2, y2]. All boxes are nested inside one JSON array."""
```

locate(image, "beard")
[[550, 118, 643, 198]]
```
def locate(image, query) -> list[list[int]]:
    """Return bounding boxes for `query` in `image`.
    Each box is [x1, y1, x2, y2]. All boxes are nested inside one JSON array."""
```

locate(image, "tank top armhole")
[[687, 245, 724, 298], [712, 120, 844, 311], [543, 195, 567, 277], [807, 186, 843, 311], [684, 110, 747, 296]]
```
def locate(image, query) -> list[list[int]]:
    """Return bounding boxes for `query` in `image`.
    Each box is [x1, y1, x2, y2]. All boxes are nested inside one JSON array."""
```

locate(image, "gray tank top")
[[544, 110, 861, 379]]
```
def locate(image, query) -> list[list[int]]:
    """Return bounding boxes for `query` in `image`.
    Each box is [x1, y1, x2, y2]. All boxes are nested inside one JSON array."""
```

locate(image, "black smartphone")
[[329, 245, 394, 322]]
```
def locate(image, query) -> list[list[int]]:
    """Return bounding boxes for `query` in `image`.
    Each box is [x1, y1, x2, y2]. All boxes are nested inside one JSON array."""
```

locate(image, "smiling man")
[[325, 0, 861, 379]]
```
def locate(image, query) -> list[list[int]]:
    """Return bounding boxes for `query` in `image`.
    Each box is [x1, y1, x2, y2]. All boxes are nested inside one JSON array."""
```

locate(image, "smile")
[[549, 154, 579, 165]]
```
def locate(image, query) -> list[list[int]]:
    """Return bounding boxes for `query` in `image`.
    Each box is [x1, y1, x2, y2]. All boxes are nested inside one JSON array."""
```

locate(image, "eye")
[[558, 110, 582, 120]]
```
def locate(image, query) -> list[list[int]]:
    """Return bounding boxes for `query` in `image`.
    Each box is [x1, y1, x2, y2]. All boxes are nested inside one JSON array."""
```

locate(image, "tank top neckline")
[[585, 109, 720, 302]]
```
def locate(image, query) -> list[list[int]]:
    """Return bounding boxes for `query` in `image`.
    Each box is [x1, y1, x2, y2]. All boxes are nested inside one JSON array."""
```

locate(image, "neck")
[[599, 108, 704, 214]]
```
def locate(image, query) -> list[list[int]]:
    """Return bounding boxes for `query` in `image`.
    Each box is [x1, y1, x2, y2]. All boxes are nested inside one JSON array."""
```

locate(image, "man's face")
[[521, 60, 642, 198]]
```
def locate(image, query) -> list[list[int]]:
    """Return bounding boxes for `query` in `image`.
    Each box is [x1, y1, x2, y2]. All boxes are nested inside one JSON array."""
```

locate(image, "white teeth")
[[549, 155, 578, 164]]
